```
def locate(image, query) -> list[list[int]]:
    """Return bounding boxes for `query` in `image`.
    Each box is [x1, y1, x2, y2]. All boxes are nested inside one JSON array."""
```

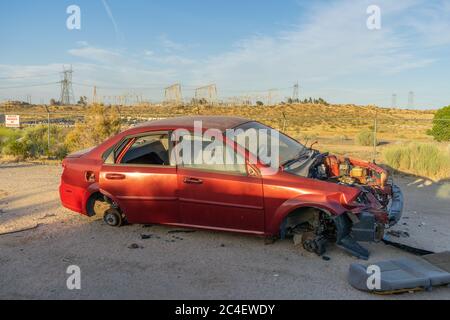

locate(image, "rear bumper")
[[59, 182, 88, 215]]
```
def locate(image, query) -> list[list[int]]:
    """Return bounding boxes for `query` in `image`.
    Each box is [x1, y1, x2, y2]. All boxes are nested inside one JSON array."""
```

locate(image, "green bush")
[[0, 127, 20, 151], [1, 139, 29, 159], [1, 125, 68, 160], [383, 143, 450, 179], [356, 129, 377, 146], [428, 105, 450, 142]]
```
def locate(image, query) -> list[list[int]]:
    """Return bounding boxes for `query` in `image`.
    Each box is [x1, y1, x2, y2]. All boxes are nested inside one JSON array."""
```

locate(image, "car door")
[[175, 133, 265, 234], [99, 131, 179, 224]]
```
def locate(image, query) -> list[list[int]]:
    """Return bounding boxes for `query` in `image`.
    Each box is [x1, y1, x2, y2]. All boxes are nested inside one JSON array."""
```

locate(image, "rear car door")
[[176, 133, 265, 234], [99, 131, 179, 224]]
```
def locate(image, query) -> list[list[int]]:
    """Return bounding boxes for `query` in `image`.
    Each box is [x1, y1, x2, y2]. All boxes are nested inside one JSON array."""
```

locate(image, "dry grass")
[[383, 143, 450, 180], [3, 102, 446, 178]]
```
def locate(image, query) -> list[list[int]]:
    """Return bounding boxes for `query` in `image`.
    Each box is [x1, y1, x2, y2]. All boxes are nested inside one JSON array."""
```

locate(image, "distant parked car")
[[59, 116, 403, 259]]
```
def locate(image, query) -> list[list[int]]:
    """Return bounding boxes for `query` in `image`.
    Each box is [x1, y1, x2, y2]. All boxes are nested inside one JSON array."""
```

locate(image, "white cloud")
[[159, 34, 186, 52], [76, 41, 89, 47], [192, 1, 434, 86], [68, 46, 122, 64]]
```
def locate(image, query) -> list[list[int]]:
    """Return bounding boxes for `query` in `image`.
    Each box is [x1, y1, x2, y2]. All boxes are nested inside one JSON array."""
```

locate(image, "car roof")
[[134, 116, 252, 131]]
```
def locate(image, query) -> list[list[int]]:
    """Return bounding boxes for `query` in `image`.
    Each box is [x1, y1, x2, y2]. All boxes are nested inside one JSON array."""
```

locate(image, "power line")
[[72, 82, 164, 90], [0, 82, 59, 90], [0, 72, 60, 80]]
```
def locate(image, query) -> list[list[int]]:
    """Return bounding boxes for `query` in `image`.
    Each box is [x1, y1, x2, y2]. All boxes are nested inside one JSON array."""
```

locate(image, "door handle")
[[105, 173, 126, 180], [183, 177, 203, 185]]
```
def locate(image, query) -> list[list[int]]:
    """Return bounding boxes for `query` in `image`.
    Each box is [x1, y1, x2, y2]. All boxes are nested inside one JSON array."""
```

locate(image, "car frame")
[[60, 116, 403, 259]]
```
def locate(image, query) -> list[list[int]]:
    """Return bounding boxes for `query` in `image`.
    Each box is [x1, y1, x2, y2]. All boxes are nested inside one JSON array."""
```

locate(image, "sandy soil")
[[0, 163, 449, 300]]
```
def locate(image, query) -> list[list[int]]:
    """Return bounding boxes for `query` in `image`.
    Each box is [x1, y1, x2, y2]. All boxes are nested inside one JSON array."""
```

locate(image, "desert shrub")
[[356, 129, 377, 146], [383, 143, 450, 179], [52, 144, 69, 160], [1, 125, 68, 159], [0, 127, 21, 152], [1, 139, 29, 159], [65, 104, 121, 152], [428, 105, 450, 142]]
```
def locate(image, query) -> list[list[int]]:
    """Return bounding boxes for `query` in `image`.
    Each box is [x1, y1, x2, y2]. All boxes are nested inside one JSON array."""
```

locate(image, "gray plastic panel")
[[348, 253, 450, 292]]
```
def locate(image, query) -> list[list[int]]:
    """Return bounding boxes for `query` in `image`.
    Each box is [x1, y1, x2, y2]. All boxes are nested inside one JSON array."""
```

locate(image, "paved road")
[[0, 163, 449, 299]]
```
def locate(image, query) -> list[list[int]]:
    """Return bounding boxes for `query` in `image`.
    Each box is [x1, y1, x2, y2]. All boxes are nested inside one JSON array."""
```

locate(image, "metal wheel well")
[[280, 206, 333, 239], [86, 191, 110, 217]]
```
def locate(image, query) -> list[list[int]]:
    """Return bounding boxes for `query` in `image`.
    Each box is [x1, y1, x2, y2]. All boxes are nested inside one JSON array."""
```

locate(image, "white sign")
[[5, 115, 20, 128]]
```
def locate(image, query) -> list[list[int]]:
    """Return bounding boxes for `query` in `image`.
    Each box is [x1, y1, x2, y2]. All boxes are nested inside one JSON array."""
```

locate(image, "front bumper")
[[388, 184, 404, 226], [336, 185, 404, 260]]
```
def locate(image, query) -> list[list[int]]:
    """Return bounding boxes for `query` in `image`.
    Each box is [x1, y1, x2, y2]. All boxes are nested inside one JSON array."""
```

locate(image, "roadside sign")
[[5, 115, 20, 128]]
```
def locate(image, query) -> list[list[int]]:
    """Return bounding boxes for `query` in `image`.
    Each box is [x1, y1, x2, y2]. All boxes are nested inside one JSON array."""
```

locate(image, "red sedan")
[[59, 116, 403, 259]]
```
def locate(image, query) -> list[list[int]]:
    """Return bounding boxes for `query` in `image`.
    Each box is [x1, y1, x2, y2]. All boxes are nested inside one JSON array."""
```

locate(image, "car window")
[[234, 121, 308, 166], [120, 134, 170, 166], [178, 134, 247, 175]]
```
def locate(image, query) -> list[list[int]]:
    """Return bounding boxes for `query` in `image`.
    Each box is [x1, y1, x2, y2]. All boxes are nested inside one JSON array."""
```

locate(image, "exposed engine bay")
[[284, 149, 392, 208]]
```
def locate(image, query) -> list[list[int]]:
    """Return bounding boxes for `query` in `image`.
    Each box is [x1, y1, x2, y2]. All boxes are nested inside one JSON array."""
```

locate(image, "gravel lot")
[[0, 163, 449, 300]]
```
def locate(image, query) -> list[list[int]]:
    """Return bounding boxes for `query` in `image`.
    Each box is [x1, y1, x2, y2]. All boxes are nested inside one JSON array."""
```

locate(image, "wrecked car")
[[59, 116, 403, 259]]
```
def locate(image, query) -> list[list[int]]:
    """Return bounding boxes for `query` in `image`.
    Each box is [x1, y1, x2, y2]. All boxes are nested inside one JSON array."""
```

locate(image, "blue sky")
[[0, 0, 449, 108]]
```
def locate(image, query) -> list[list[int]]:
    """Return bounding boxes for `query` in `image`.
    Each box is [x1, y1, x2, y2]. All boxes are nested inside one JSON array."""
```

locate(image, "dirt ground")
[[0, 163, 449, 300]]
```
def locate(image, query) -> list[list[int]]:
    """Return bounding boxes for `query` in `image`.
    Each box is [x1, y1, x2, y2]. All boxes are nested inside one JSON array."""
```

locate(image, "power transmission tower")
[[195, 84, 217, 105], [408, 91, 414, 109], [293, 82, 299, 102], [164, 84, 183, 105], [267, 89, 278, 106], [92, 86, 98, 104], [59, 66, 75, 105], [391, 93, 397, 109]]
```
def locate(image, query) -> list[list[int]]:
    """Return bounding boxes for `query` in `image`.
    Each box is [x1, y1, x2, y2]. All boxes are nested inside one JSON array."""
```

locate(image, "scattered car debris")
[[382, 238, 434, 256], [141, 234, 153, 240], [387, 230, 410, 238], [264, 237, 277, 245], [0, 223, 41, 236], [128, 243, 143, 249]]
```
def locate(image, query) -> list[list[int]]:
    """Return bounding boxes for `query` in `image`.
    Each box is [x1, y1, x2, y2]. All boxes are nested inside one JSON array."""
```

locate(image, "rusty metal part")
[[93, 200, 111, 216]]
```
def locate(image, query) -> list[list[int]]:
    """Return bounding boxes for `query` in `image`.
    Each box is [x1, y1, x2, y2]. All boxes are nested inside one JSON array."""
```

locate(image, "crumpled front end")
[[319, 155, 404, 259], [333, 182, 404, 260]]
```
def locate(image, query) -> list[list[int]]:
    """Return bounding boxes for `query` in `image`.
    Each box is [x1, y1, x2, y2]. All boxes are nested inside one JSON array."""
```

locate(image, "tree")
[[49, 99, 59, 106], [77, 96, 88, 106], [428, 105, 450, 142]]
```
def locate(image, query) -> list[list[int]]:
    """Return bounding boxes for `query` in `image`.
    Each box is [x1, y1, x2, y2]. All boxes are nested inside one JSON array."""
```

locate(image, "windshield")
[[233, 122, 308, 166]]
